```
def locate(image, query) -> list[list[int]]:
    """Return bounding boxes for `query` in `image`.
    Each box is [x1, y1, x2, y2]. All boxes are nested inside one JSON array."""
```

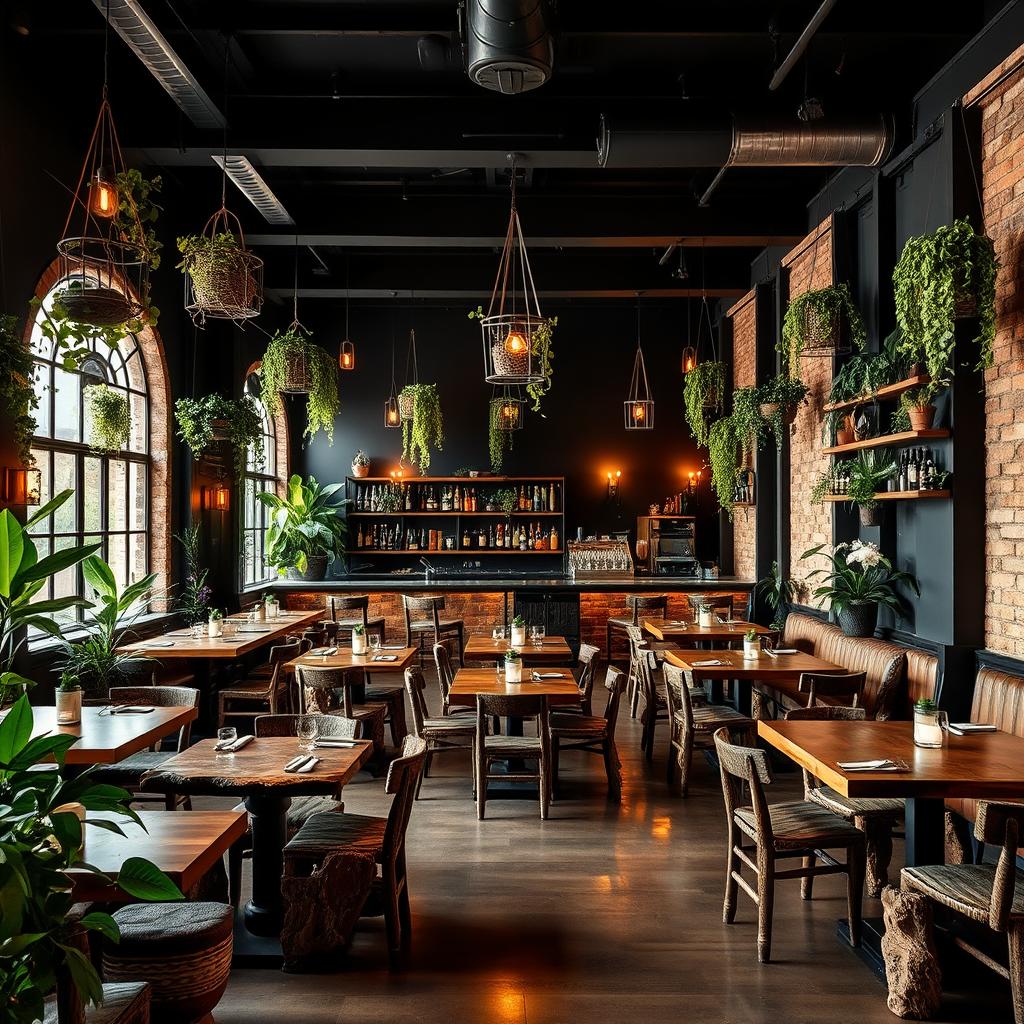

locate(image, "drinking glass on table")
[[530, 624, 545, 646], [190, 622, 204, 639], [492, 626, 506, 642], [216, 726, 237, 757], [296, 715, 319, 751], [368, 633, 382, 653]]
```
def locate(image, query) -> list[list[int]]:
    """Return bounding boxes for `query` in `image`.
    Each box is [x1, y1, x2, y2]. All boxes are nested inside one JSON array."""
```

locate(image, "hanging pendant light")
[[384, 330, 401, 429], [624, 297, 654, 430], [492, 385, 525, 432], [479, 159, 549, 385], [338, 257, 355, 370], [681, 299, 698, 374]]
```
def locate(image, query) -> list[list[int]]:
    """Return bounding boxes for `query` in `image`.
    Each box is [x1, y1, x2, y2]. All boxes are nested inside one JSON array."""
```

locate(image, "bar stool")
[[606, 595, 667, 667], [329, 595, 387, 644], [402, 595, 464, 667]]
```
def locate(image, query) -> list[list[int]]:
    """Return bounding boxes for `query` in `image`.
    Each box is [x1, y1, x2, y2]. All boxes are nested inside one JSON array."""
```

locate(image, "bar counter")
[[268, 575, 754, 593]]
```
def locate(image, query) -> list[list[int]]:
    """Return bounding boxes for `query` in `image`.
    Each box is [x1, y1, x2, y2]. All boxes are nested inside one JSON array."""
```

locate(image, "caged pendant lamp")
[[478, 160, 549, 385], [492, 385, 525, 432], [384, 334, 401, 428], [338, 258, 355, 370], [681, 299, 697, 374], [624, 298, 654, 430], [399, 326, 418, 421]]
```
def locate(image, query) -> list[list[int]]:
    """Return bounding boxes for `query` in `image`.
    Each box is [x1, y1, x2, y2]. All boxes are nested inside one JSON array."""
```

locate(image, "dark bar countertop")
[[269, 575, 755, 593]]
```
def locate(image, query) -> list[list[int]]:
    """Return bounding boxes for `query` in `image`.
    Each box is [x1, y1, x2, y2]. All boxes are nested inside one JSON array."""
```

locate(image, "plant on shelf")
[[257, 474, 349, 581], [351, 449, 370, 478], [756, 560, 799, 631], [0, 693, 183, 1024], [56, 555, 159, 697], [707, 416, 739, 516], [683, 360, 726, 448], [900, 383, 941, 431], [809, 468, 835, 505], [488, 398, 516, 474], [83, 383, 131, 455], [780, 283, 866, 377], [376, 483, 403, 514], [493, 487, 518, 517], [731, 386, 766, 464], [758, 373, 809, 447], [0, 313, 39, 467], [174, 394, 264, 480], [260, 327, 340, 446], [399, 383, 444, 474], [174, 525, 211, 626], [801, 539, 919, 638], [893, 217, 998, 382], [845, 449, 897, 526]]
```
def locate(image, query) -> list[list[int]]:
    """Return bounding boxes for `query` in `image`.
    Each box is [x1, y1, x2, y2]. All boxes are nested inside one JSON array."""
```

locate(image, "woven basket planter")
[[187, 256, 260, 316], [57, 286, 135, 327], [801, 303, 842, 355], [759, 402, 799, 426], [281, 347, 312, 393], [399, 391, 416, 421]]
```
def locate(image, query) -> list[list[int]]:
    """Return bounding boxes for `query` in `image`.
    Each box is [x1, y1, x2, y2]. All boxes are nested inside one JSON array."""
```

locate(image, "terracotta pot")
[[351, 463, 369, 478], [837, 603, 878, 638], [836, 416, 857, 446], [907, 405, 936, 431]]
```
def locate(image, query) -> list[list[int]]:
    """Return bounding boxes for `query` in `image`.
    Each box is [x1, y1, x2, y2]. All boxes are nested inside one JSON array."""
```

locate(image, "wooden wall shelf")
[[346, 548, 562, 556], [821, 490, 950, 503], [822, 374, 933, 413], [822, 429, 950, 456], [348, 511, 562, 518]]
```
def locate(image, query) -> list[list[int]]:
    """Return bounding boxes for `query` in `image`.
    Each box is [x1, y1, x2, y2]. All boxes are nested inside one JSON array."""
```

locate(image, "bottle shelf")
[[346, 549, 563, 556], [347, 511, 561, 517], [347, 475, 563, 483], [822, 374, 933, 413], [821, 429, 950, 456], [821, 490, 950, 503]]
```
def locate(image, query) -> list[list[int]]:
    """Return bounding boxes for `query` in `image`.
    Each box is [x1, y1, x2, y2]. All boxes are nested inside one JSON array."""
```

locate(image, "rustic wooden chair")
[[403, 595, 464, 667], [432, 642, 474, 717], [404, 665, 476, 797], [218, 639, 303, 725], [664, 664, 755, 795], [282, 735, 427, 966], [635, 646, 673, 763], [329, 594, 387, 642], [713, 726, 866, 963], [475, 692, 551, 820], [91, 686, 199, 810], [295, 663, 386, 756], [902, 801, 1024, 1023], [549, 666, 627, 801], [606, 594, 667, 669], [624, 623, 679, 719], [798, 670, 867, 708]]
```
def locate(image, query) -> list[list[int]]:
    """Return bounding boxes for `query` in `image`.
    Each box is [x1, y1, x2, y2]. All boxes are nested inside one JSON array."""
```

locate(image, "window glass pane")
[[33, 366, 51, 437], [52, 536, 80, 629], [52, 368, 81, 442], [129, 463, 146, 530], [28, 449, 51, 535], [53, 454, 77, 533], [129, 391, 146, 453], [108, 460, 127, 530], [129, 533, 148, 588], [108, 534, 127, 590], [83, 457, 103, 532]]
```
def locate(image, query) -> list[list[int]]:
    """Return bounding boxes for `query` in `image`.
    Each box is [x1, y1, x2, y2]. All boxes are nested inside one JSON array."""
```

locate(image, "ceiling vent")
[[463, 0, 553, 95]]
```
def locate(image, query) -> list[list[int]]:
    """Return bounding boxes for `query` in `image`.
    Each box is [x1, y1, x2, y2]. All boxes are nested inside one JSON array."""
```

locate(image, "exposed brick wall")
[[727, 290, 758, 581], [966, 46, 1024, 657], [781, 220, 834, 591]]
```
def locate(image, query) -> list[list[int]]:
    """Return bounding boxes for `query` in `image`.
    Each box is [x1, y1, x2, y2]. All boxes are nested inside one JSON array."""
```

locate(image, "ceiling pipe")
[[768, 0, 839, 91], [462, 0, 553, 95]]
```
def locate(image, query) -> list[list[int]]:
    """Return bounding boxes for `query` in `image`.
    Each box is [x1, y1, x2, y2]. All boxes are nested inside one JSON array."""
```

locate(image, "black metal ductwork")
[[463, 0, 553, 95]]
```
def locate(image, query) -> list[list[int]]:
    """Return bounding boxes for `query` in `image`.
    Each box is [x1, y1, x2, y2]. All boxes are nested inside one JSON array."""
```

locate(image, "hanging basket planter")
[[282, 346, 312, 394], [758, 402, 799, 426], [399, 391, 416, 421], [260, 324, 339, 446]]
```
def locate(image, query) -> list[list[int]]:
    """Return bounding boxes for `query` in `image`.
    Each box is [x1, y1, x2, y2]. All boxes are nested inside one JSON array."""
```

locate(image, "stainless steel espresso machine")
[[634, 516, 699, 577]]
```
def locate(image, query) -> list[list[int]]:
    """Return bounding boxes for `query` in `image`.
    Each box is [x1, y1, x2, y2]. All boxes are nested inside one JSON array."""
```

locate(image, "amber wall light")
[[2, 468, 41, 506], [202, 482, 230, 512]]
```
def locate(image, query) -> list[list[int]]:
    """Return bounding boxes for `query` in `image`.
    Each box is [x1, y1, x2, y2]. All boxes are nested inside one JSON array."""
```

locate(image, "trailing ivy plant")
[[893, 217, 998, 382], [488, 398, 514, 475], [400, 383, 444, 474], [260, 327, 340, 446], [0, 313, 39, 466], [707, 416, 738, 517], [683, 360, 726, 448], [116, 169, 163, 272], [83, 384, 130, 455], [493, 488, 518, 517], [174, 393, 264, 480], [780, 283, 866, 377], [731, 386, 766, 464], [758, 373, 810, 447]]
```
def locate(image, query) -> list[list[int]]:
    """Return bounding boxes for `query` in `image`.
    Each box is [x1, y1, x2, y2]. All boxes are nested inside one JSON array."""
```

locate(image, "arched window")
[[241, 385, 278, 589], [26, 265, 171, 635]]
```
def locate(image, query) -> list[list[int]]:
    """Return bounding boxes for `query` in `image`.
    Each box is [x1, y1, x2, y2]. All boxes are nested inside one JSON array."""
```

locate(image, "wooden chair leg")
[[551, 737, 561, 799], [800, 854, 815, 900], [228, 838, 244, 909], [603, 738, 622, 802], [1007, 923, 1024, 1024], [398, 878, 412, 954], [539, 754, 550, 821], [847, 843, 865, 948], [666, 728, 677, 786], [859, 815, 894, 898], [679, 729, 694, 798], [757, 853, 775, 963], [476, 753, 486, 820], [723, 826, 739, 924], [385, 882, 402, 967]]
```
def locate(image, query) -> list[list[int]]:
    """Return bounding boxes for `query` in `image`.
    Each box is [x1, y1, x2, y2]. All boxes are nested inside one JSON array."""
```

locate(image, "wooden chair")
[[475, 692, 551, 820], [713, 726, 866, 963], [282, 735, 427, 966], [635, 647, 672, 763], [798, 670, 866, 708], [403, 595, 464, 667], [295, 664, 386, 756], [606, 594, 667, 668], [432, 643, 474, 716], [785, 704, 904, 898], [549, 666, 627, 801], [664, 664, 755, 795], [561, 643, 601, 716], [329, 595, 387, 643], [218, 639, 302, 726], [902, 801, 1024, 1023], [91, 686, 199, 810], [404, 666, 476, 797], [624, 623, 679, 719]]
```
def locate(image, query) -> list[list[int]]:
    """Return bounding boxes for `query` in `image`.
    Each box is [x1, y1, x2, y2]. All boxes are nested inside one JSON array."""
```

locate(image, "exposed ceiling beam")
[[265, 288, 746, 301], [246, 233, 803, 250]]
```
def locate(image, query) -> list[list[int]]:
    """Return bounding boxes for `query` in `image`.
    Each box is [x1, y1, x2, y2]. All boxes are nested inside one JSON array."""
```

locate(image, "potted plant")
[[400, 383, 444, 474], [55, 670, 82, 724], [494, 487, 518, 518], [913, 698, 946, 748], [756, 560, 799, 631], [257, 474, 349, 580], [846, 449, 897, 526], [177, 227, 260, 321], [260, 327, 340, 445], [707, 416, 738, 516], [265, 592, 281, 619], [780, 283, 866, 375], [0, 312, 40, 468], [175, 394, 264, 479], [683, 360, 726, 448], [83, 383, 131, 455], [351, 449, 370, 478], [504, 648, 523, 683], [743, 629, 759, 660], [698, 604, 715, 628], [893, 217, 998, 382], [352, 623, 367, 655], [488, 398, 517, 474], [730, 386, 767, 464], [510, 615, 527, 647], [900, 384, 940, 431], [207, 608, 224, 638], [173, 525, 211, 627], [758, 373, 810, 446], [801, 539, 919, 638]]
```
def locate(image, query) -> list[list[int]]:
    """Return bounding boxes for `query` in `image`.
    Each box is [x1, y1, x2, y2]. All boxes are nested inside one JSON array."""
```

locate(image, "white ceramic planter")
[[56, 689, 82, 725], [352, 633, 367, 655], [743, 639, 759, 659], [505, 660, 523, 683], [698, 609, 714, 628], [511, 626, 526, 647], [208, 619, 223, 638], [266, 600, 280, 620]]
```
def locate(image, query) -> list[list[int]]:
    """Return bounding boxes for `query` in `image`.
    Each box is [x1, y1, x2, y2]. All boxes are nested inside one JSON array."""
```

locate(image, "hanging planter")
[[400, 384, 444, 474], [624, 301, 654, 430], [399, 328, 419, 420], [260, 326, 339, 446], [84, 383, 131, 455], [683, 361, 726, 448], [780, 283, 866, 375], [757, 373, 809, 447], [174, 394, 264, 480]]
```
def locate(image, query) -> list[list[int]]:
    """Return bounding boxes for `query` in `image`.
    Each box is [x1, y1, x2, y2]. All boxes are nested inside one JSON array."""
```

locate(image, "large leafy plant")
[[780, 283, 866, 377], [400, 384, 444, 474], [893, 217, 998, 382], [0, 314, 39, 467], [683, 361, 726, 448], [0, 694, 182, 1024], [801, 540, 919, 615], [845, 449, 896, 514], [174, 393, 264, 480], [257, 474, 349, 575], [756, 560, 799, 630], [260, 328, 340, 446]]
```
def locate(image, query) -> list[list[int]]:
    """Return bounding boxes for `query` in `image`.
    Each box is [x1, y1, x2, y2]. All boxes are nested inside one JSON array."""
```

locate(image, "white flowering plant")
[[800, 541, 919, 615]]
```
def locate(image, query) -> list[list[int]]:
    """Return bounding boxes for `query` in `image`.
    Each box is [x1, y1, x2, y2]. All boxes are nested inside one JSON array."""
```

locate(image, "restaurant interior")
[[3, 1, 1024, 1022]]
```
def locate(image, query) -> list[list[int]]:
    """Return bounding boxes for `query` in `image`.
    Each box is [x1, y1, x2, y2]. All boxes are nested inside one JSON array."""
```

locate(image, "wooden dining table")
[[463, 634, 574, 664], [141, 736, 373, 938], [450, 667, 583, 706], [67, 810, 247, 901], [643, 618, 776, 642]]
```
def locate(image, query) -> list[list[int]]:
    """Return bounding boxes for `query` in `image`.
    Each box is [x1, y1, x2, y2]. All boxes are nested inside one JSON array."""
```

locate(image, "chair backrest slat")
[[255, 713, 358, 739], [330, 595, 371, 628], [625, 595, 667, 624], [433, 643, 455, 708], [798, 671, 866, 709], [713, 726, 774, 845], [108, 685, 200, 751], [975, 802, 1024, 930], [383, 735, 427, 865], [403, 666, 430, 735], [602, 666, 627, 736]]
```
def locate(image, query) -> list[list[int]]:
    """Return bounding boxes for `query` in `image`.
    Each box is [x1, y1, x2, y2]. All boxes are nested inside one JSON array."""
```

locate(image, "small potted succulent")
[[351, 449, 370, 479], [504, 648, 523, 684], [351, 623, 367, 655], [510, 615, 527, 647], [901, 384, 939, 431], [913, 698, 947, 749], [207, 608, 224, 638], [55, 671, 82, 725], [743, 629, 759, 660], [264, 592, 280, 619]]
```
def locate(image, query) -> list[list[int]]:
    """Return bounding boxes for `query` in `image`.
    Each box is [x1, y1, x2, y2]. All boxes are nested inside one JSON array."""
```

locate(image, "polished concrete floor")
[[206, 673, 1014, 1024]]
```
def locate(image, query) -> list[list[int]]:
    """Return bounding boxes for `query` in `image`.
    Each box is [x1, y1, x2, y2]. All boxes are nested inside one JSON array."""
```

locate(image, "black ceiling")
[[6, 1, 990, 300]]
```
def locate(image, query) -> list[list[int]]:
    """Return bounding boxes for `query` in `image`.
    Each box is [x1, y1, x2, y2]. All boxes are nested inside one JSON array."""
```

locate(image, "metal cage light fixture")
[[384, 332, 401, 428], [338, 257, 355, 370], [492, 385, 525, 432], [624, 298, 654, 430], [681, 299, 698, 374]]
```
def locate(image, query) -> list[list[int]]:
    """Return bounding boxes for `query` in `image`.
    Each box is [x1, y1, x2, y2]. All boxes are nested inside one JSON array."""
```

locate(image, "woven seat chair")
[[405, 666, 476, 797], [91, 686, 199, 810], [329, 595, 387, 642], [403, 595, 464, 667], [798, 670, 867, 709], [295, 664, 386, 755], [902, 801, 1024, 1022], [549, 666, 627, 801], [664, 664, 754, 795], [282, 735, 427, 967], [433, 643, 474, 717], [244, 636, 308, 681], [475, 692, 551, 820], [634, 646, 673, 763], [624, 623, 682, 719], [554, 643, 601, 717], [218, 639, 303, 726], [606, 594, 667, 669], [713, 726, 866, 963], [783, 705, 903, 898]]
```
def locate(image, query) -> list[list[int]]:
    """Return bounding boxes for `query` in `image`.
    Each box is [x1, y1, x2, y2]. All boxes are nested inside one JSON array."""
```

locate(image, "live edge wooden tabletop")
[[67, 810, 247, 901], [643, 619, 775, 641], [22, 705, 197, 765], [284, 645, 418, 674], [118, 609, 324, 659], [450, 667, 582, 704], [464, 634, 574, 663], [758, 719, 1024, 800], [140, 736, 374, 797], [663, 647, 845, 681]]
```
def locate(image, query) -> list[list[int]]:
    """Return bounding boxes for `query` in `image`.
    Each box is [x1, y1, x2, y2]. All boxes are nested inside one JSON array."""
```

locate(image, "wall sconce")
[[2, 467, 41, 506], [202, 482, 230, 512], [606, 470, 621, 498]]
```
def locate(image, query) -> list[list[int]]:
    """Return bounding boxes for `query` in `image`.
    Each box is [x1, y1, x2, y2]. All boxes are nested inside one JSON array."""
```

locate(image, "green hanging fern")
[[84, 384, 131, 455], [0, 313, 39, 466], [174, 394, 264, 480], [260, 327, 340, 446], [780, 283, 866, 377], [488, 398, 515, 474], [731, 386, 765, 463], [683, 360, 726, 449], [400, 383, 444, 474], [707, 416, 739, 517]]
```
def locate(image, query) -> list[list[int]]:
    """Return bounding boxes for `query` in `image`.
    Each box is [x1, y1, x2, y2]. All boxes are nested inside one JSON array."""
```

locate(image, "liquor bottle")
[[549, 482, 557, 511], [907, 448, 918, 490], [535, 523, 545, 550], [496, 522, 503, 548], [487, 525, 494, 548], [462, 527, 470, 549], [549, 524, 558, 550]]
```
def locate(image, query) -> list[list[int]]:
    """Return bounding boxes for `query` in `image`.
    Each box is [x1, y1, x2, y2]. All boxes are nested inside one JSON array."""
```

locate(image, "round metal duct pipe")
[[464, 0, 553, 95]]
